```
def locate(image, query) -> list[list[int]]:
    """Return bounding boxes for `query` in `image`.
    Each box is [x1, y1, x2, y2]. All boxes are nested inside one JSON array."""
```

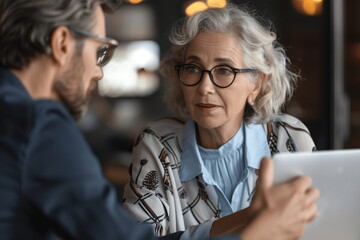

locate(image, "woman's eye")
[[184, 65, 199, 73], [215, 66, 233, 75]]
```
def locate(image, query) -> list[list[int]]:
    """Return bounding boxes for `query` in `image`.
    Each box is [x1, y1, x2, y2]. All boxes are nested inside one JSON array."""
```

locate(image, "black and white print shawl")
[[122, 114, 316, 236]]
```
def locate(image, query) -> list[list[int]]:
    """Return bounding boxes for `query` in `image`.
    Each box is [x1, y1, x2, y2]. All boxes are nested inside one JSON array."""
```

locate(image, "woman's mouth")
[[196, 103, 220, 110]]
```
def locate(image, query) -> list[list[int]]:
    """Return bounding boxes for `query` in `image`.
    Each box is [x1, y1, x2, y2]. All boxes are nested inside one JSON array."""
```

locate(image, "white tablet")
[[273, 149, 360, 240]]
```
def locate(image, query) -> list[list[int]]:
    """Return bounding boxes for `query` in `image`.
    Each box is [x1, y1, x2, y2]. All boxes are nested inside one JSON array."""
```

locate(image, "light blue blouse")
[[180, 119, 271, 215], [198, 124, 246, 202]]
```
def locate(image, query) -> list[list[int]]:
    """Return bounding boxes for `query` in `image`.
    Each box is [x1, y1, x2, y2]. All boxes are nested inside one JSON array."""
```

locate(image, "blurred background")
[[77, 0, 360, 195]]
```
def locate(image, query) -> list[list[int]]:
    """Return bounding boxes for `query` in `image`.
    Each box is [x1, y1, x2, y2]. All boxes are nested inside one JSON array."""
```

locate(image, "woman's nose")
[[196, 71, 216, 95]]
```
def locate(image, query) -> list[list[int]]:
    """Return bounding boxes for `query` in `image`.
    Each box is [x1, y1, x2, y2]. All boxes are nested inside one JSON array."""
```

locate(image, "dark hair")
[[0, 0, 122, 70]]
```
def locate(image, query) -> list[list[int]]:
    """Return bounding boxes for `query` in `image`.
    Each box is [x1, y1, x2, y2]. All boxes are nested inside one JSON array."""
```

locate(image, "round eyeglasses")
[[175, 64, 256, 88]]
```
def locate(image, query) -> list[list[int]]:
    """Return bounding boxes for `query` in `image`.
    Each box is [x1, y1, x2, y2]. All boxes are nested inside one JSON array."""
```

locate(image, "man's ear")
[[49, 26, 75, 66]]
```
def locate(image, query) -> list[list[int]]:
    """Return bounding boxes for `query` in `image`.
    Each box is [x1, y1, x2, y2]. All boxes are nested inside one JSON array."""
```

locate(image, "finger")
[[257, 157, 273, 191], [302, 203, 318, 223], [304, 188, 320, 207], [291, 175, 313, 193]]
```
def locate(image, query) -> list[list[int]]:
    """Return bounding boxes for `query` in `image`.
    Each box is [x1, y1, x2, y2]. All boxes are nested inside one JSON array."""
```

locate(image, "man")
[[0, 0, 319, 239]]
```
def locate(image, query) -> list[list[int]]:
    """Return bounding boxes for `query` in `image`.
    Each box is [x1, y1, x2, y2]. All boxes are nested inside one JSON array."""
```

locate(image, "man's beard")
[[54, 56, 93, 120]]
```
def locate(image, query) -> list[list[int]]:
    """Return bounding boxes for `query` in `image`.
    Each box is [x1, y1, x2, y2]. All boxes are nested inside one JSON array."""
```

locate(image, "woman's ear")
[[247, 74, 266, 106], [49, 26, 75, 66]]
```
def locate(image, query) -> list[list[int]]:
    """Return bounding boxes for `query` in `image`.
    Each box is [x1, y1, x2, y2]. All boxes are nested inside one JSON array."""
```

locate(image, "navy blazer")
[[0, 67, 183, 240]]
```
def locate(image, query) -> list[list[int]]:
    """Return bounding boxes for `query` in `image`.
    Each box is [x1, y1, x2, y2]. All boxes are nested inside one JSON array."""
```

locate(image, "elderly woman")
[[123, 3, 317, 239]]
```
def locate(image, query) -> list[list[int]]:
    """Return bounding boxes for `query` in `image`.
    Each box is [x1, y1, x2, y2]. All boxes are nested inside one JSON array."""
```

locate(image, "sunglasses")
[[72, 28, 118, 67]]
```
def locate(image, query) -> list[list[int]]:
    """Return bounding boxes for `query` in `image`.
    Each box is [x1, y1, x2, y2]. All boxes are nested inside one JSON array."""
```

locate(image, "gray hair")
[[0, 0, 122, 70], [161, 4, 298, 123]]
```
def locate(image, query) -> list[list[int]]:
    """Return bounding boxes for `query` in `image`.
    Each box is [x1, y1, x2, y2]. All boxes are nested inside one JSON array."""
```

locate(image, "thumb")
[[257, 157, 273, 191]]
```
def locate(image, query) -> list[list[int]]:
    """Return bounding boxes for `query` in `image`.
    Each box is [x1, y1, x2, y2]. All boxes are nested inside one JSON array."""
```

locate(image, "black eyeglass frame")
[[71, 28, 118, 66], [175, 64, 257, 88]]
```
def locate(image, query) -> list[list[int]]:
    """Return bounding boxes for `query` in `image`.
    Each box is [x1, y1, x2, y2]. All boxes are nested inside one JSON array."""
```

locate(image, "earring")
[[248, 99, 255, 106]]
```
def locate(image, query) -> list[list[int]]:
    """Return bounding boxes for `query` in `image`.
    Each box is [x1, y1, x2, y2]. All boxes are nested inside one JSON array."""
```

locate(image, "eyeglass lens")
[[179, 65, 236, 87], [97, 44, 116, 66]]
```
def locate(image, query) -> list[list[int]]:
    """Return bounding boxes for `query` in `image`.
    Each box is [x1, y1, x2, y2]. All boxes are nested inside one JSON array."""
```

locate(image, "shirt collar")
[[179, 119, 271, 182], [180, 119, 203, 181], [244, 122, 271, 169]]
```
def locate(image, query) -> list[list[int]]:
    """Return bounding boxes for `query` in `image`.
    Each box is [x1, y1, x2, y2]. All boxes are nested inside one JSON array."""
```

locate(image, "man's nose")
[[95, 65, 104, 81]]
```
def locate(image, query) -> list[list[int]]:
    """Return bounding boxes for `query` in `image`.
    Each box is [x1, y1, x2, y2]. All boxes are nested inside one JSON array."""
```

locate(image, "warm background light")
[[207, 0, 227, 8], [128, 0, 143, 4], [292, 0, 323, 16], [185, 1, 208, 16]]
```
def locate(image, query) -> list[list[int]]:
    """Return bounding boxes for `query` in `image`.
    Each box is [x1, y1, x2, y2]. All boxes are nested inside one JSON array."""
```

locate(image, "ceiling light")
[[207, 0, 227, 8], [185, 1, 208, 16]]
